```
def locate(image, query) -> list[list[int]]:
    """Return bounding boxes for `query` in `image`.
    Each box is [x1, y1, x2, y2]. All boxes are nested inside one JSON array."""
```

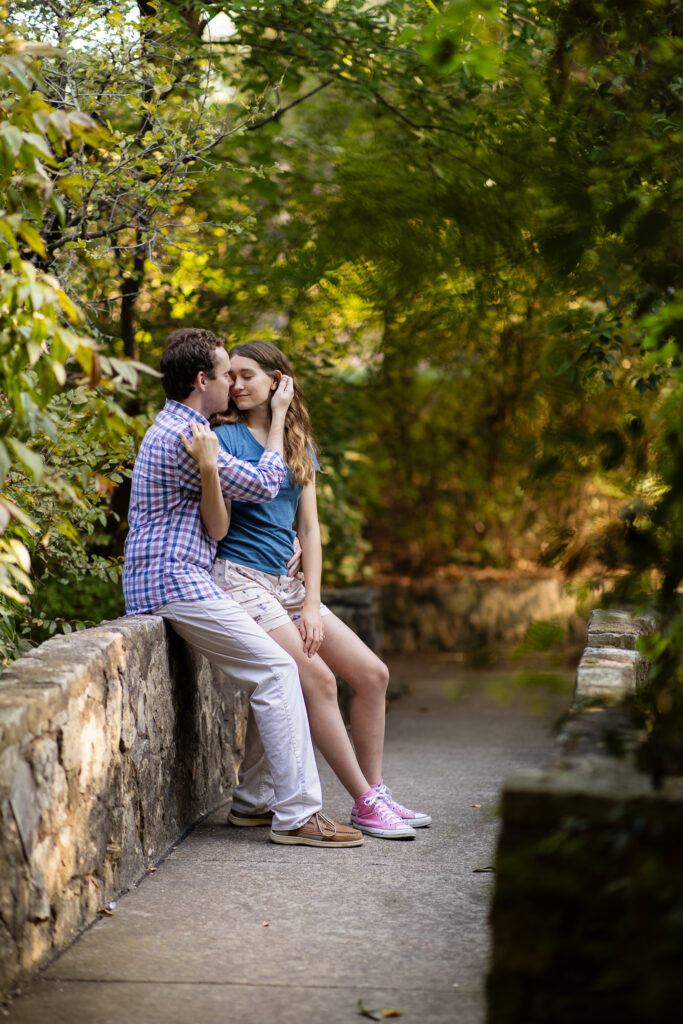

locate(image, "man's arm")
[[180, 423, 231, 539], [176, 377, 294, 502], [177, 439, 286, 502]]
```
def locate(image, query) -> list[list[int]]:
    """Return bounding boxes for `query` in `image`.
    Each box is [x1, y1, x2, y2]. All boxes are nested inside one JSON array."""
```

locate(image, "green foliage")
[[515, 620, 567, 657], [492, 803, 683, 1015], [0, 19, 148, 664]]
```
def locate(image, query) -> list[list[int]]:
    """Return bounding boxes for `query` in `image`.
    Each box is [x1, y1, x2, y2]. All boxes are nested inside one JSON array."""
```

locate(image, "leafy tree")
[[0, 18, 147, 662], [136, 1, 648, 573]]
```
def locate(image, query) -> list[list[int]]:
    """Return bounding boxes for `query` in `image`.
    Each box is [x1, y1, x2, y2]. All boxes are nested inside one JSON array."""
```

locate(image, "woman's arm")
[[296, 480, 324, 658], [176, 377, 294, 504], [180, 423, 231, 540]]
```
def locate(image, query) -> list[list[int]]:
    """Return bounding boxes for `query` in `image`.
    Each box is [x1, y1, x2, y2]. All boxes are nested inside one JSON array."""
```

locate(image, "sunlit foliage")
[[0, 18, 150, 661]]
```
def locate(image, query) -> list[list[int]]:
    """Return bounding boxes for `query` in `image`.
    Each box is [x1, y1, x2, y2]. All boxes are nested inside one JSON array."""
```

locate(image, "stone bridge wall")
[[0, 615, 249, 998], [333, 575, 583, 655], [487, 609, 683, 1022], [378, 576, 583, 654]]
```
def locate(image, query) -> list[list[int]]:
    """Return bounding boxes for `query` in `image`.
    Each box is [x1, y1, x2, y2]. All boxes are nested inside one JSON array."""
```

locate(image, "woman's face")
[[229, 355, 277, 412]]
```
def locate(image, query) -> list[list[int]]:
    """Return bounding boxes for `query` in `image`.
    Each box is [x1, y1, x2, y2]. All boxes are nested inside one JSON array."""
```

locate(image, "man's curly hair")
[[160, 327, 224, 400]]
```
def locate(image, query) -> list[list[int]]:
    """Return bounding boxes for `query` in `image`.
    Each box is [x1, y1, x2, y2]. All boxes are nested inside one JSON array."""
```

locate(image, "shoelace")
[[376, 786, 403, 811], [362, 793, 404, 825], [375, 783, 408, 816], [312, 811, 337, 836]]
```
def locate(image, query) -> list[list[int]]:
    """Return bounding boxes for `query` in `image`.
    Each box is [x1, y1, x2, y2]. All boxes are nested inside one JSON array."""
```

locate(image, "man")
[[123, 327, 362, 848]]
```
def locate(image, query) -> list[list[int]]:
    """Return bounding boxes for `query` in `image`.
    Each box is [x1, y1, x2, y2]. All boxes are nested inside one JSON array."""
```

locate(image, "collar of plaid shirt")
[[122, 400, 287, 615]]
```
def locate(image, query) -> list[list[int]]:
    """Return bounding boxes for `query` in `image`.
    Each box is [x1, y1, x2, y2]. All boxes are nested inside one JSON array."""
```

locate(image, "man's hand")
[[180, 422, 219, 468], [287, 535, 302, 577], [270, 374, 294, 416]]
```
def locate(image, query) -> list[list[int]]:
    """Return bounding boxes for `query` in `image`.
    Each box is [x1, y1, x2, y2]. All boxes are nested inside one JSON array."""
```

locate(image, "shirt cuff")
[[261, 449, 288, 477]]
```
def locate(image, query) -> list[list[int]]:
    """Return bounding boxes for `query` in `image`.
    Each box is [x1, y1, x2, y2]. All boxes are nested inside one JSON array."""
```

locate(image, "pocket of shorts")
[[211, 559, 229, 586]]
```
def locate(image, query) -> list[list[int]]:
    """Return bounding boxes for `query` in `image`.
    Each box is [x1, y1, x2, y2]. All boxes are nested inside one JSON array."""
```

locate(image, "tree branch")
[[246, 80, 334, 131]]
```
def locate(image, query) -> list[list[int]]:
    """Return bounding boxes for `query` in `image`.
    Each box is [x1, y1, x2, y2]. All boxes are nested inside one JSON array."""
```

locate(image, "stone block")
[[575, 645, 648, 698], [585, 607, 658, 651], [9, 759, 39, 859]]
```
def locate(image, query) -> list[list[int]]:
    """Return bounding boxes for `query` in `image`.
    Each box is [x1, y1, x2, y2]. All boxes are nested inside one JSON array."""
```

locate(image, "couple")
[[123, 327, 430, 848]]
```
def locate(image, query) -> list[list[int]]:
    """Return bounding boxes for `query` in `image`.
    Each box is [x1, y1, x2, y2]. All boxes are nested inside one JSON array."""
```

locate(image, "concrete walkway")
[[2, 655, 572, 1024]]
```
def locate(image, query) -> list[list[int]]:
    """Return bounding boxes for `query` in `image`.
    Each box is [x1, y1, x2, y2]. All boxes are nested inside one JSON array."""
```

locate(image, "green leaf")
[[0, 218, 17, 249], [17, 221, 46, 258], [7, 438, 44, 481], [21, 132, 55, 162], [0, 123, 23, 159], [49, 109, 73, 141], [0, 55, 31, 90], [0, 440, 11, 481]]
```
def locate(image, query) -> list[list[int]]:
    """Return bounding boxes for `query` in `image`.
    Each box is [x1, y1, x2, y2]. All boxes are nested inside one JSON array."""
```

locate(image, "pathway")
[[2, 655, 572, 1024]]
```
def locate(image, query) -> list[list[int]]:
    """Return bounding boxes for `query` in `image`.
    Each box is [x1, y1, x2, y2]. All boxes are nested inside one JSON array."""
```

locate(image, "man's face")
[[201, 346, 232, 416]]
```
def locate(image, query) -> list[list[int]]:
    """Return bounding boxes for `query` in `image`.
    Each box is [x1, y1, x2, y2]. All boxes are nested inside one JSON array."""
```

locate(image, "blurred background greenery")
[[1, 0, 682, 772]]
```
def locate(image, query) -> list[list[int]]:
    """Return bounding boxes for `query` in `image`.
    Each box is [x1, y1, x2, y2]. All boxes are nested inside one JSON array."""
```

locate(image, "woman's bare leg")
[[268, 620, 370, 799], [315, 614, 389, 786]]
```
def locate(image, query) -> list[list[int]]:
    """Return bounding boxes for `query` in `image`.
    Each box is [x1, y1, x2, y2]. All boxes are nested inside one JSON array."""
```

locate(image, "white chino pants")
[[156, 598, 322, 830]]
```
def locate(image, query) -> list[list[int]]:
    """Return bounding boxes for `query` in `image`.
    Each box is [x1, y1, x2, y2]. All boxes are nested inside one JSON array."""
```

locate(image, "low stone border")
[[378, 576, 583, 654], [485, 608, 683, 1022], [0, 615, 249, 999]]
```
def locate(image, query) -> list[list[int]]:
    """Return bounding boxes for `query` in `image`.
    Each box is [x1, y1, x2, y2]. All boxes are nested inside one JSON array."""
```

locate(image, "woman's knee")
[[372, 660, 390, 694], [301, 661, 338, 703], [354, 658, 389, 698]]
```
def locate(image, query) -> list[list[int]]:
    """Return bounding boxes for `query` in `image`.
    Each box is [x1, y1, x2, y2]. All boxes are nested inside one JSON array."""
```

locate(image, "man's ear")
[[193, 370, 206, 392]]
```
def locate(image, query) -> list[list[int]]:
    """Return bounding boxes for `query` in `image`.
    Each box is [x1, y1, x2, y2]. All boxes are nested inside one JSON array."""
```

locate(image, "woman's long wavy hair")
[[213, 340, 319, 486]]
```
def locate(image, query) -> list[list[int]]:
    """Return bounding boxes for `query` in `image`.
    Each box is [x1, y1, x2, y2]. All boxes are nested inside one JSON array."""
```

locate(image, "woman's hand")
[[299, 599, 324, 659], [270, 374, 294, 416], [287, 535, 302, 577], [181, 422, 218, 468]]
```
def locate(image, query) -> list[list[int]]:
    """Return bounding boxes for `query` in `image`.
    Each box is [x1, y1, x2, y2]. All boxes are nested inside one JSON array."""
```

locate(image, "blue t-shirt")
[[214, 421, 318, 575]]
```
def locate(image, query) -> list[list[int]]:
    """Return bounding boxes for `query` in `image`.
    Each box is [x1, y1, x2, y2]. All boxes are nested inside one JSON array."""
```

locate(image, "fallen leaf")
[[473, 865, 496, 873], [357, 1001, 382, 1021], [356, 1002, 401, 1020], [97, 907, 114, 917], [470, 803, 481, 808], [263, 922, 270, 927]]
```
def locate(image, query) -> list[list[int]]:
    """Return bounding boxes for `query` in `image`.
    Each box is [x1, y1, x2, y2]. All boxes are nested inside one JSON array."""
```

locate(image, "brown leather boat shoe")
[[270, 811, 364, 847], [228, 809, 274, 827]]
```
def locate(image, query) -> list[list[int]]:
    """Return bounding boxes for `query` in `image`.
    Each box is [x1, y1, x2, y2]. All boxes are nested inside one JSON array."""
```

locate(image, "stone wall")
[[0, 615, 249, 998], [377, 576, 582, 654], [486, 609, 683, 1023]]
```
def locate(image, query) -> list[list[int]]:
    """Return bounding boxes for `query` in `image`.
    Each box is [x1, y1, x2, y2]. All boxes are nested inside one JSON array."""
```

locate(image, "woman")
[[194, 340, 431, 838]]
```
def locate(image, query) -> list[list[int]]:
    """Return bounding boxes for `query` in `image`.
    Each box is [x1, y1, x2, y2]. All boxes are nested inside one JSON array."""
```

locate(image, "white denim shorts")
[[210, 558, 332, 633]]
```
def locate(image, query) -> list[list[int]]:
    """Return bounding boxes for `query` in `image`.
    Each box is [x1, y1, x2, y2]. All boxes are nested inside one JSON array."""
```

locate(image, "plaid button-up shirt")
[[123, 400, 287, 615]]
